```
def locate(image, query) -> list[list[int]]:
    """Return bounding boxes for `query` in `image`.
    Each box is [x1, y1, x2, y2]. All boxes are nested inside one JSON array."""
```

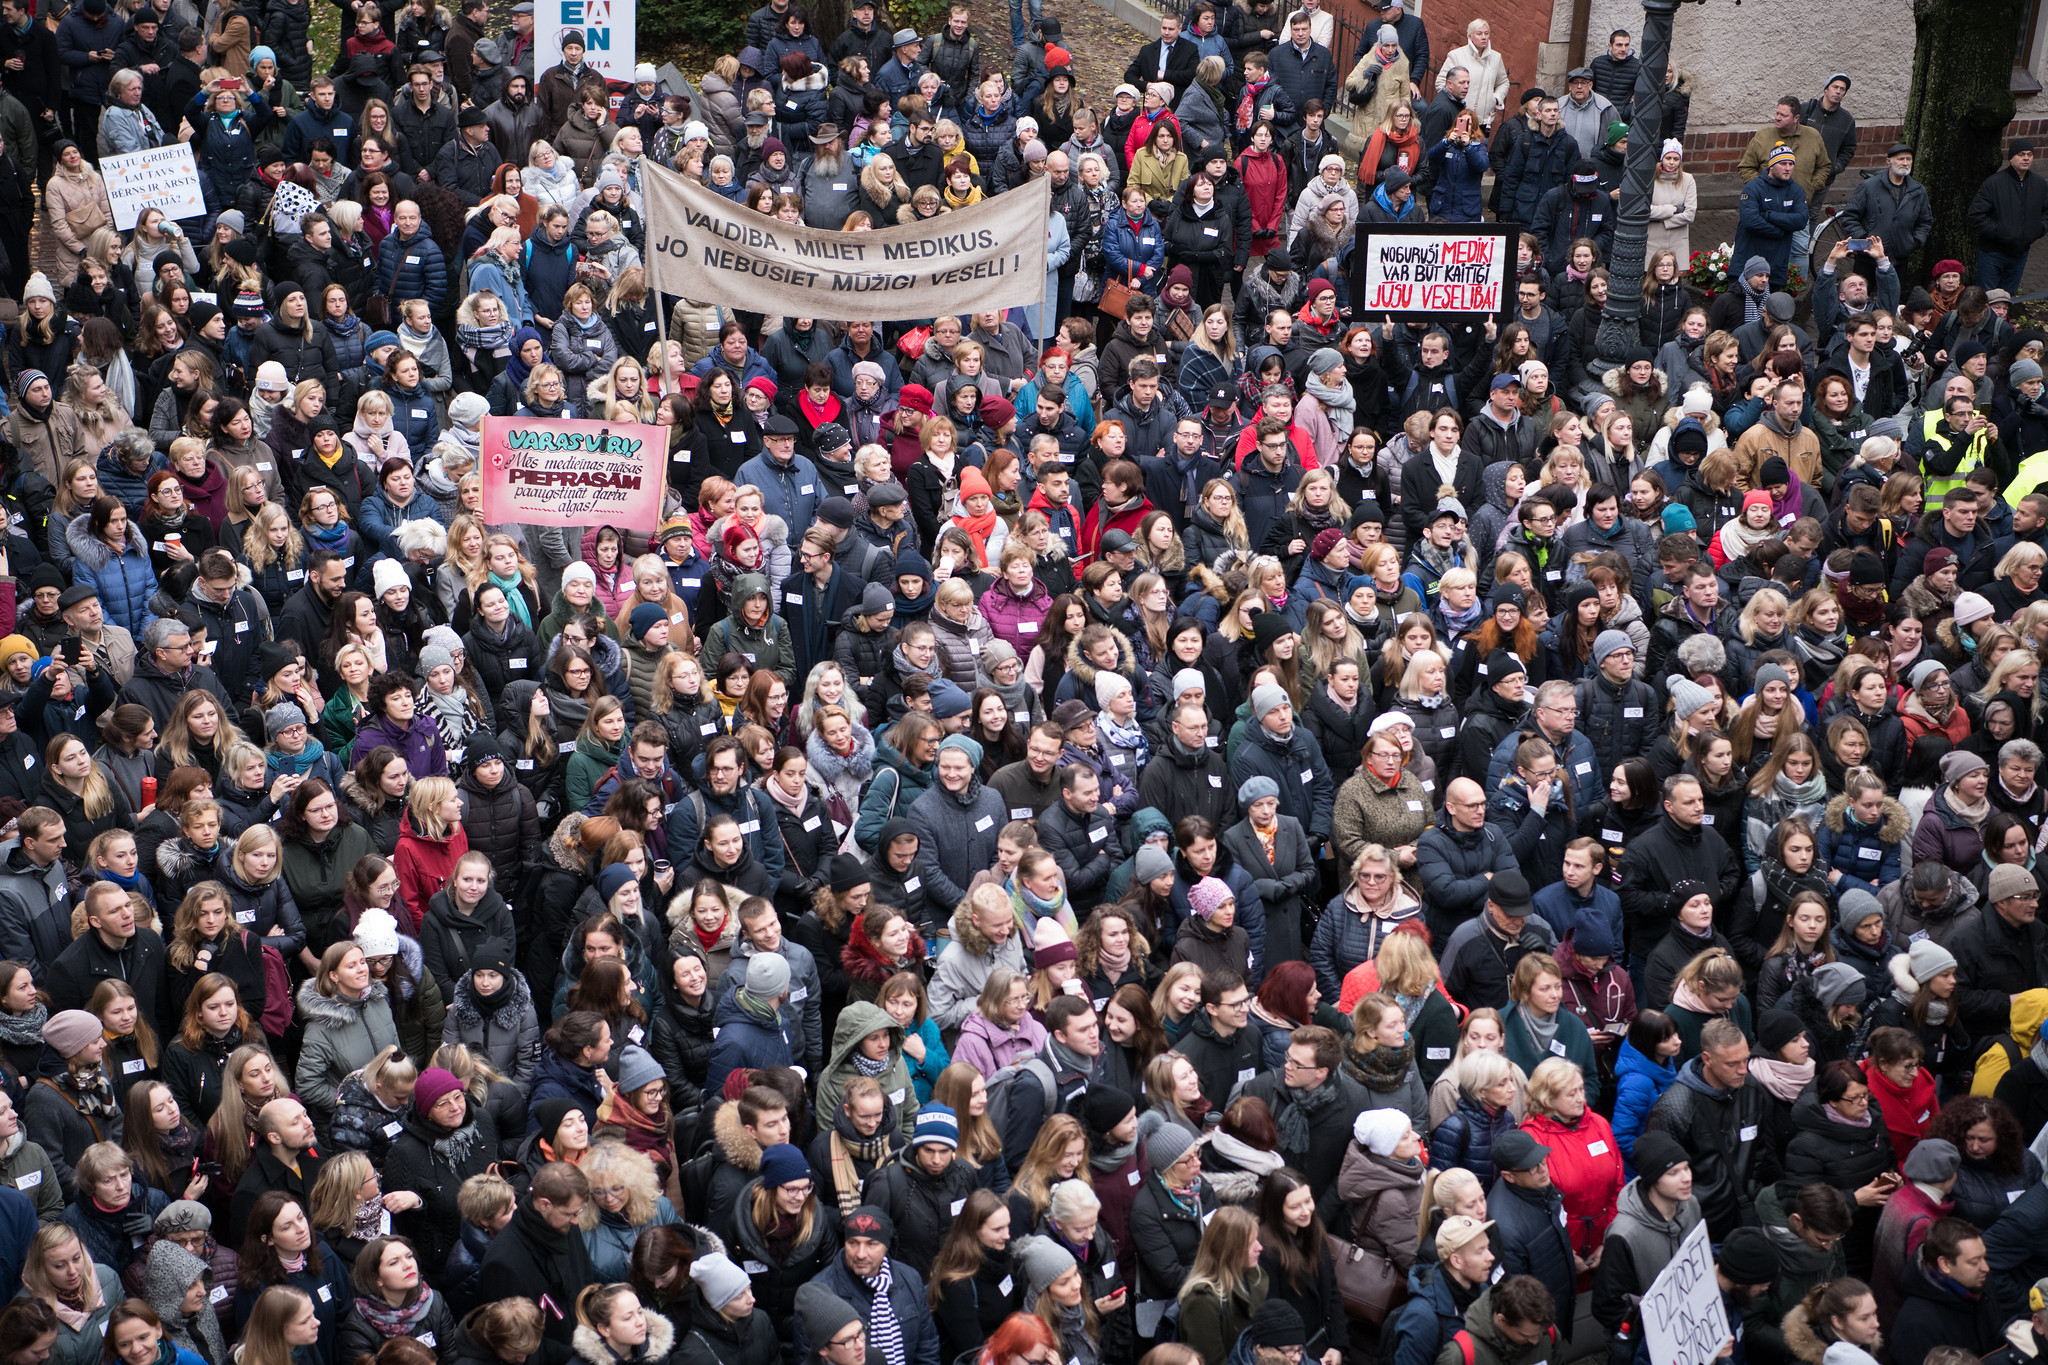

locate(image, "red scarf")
[[799, 390, 842, 428], [952, 504, 1001, 565], [693, 907, 729, 952]]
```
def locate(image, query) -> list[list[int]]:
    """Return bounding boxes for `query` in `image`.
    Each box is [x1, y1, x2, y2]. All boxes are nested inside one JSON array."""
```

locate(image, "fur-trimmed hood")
[[339, 770, 399, 818], [1063, 628, 1139, 688], [712, 1096, 764, 1171], [1780, 1302, 1879, 1365], [841, 911, 926, 985], [950, 899, 1015, 958], [294, 977, 392, 1028], [65, 516, 149, 570], [1823, 792, 1910, 843], [669, 881, 744, 954], [805, 722, 876, 786], [573, 1315, 675, 1365], [447, 961, 534, 1033]]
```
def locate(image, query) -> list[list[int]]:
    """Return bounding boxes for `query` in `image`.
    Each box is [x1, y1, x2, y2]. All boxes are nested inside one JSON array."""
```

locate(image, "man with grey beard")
[[801, 122, 862, 227]]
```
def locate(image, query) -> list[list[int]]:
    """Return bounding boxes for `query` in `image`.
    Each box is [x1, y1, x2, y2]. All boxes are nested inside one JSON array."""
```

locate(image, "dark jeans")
[[1978, 247, 2029, 293]]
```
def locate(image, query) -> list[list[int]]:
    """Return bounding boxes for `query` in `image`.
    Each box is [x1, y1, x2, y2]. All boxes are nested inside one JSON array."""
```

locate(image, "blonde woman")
[[238, 1286, 322, 1365], [439, 516, 489, 621], [587, 354, 658, 424], [20, 1225, 120, 1356], [1175, 1205, 1265, 1365], [42, 733, 134, 856], [1426, 1007, 1528, 1127], [578, 1140, 681, 1281]]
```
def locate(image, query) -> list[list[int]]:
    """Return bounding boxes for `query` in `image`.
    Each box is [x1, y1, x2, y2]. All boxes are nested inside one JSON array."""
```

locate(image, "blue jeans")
[[1009, 0, 1042, 46], [1979, 248, 2029, 292]]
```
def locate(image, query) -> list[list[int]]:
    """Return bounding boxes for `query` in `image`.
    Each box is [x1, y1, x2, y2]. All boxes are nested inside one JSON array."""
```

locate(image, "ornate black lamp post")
[[1593, 0, 1694, 369]]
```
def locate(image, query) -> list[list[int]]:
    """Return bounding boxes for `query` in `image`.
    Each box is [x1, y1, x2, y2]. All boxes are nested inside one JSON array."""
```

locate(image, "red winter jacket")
[[1519, 1109, 1624, 1263], [394, 811, 470, 934], [1863, 1055, 1939, 1166], [1235, 148, 1289, 240]]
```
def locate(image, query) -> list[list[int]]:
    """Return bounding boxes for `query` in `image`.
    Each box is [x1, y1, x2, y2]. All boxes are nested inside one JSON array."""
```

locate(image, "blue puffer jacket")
[[961, 97, 1018, 177], [1611, 1039, 1678, 1177], [1429, 1090, 1519, 1189], [1425, 136, 1490, 222], [357, 488, 449, 561], [382, 381, 440, 461], [375, 226, 450, 312], [524, 1049, 605, 1136], [1814, 793, 1909, 899], [65, 518, 157, 637], [1103, 209, 1166, 290], [703, 988, 794, 1098]]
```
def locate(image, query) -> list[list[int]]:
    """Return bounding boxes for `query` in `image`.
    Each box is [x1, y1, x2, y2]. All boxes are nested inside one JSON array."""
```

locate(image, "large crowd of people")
[[0, 0, 2037, 1364]]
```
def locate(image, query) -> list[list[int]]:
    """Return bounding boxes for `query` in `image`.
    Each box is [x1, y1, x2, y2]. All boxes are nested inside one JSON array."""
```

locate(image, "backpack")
[[250, 932, 294, 1037], [982, 1052, 1059, 1144], [679, 1146, 717, 1224]]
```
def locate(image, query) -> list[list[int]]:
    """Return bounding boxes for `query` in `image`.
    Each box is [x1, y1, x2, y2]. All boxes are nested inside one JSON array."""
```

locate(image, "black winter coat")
[[1128, 1170, 1218, 1301], [728, 1177, 840, 1354], [1780, 1086, 1894, 1195], [1951, 906, 2048, 1040], [475, 1201, 595, 1359], [453, 766, 538, 904], [864, 1149, 981, 1277], [1617, 813, 1739, 961], [417, 886, 516, 1000], [1891, 1253, 2006, 1365], [1642, 1057, 1777, 1239]]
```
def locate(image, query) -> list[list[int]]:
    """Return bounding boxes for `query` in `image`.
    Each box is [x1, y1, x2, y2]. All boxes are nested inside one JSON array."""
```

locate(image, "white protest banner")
[[1640, 1221, 1731, 1365], [643, 161, 1051, 319], [532, 0, 635, 86], [99, 144, 205, 231], [1347, 223, 1514, 324]]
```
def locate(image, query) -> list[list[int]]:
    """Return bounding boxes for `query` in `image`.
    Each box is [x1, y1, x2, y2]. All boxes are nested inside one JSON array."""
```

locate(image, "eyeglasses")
[[1218, 993, 1250, 1009]]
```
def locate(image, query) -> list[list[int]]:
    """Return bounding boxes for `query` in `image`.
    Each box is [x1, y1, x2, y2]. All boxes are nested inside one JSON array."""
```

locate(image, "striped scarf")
[[864, 1260, 905, 1365]]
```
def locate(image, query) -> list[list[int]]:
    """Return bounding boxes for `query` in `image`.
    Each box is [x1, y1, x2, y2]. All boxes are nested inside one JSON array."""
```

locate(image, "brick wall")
[[1680, 118, 2048, 174]]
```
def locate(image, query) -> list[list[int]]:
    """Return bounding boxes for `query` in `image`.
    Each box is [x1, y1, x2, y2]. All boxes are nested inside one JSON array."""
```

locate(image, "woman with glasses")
[[734, 1143, 839, 1361], [1782, 1059, 1897, 1277], [576, 1139, 684, 1283]]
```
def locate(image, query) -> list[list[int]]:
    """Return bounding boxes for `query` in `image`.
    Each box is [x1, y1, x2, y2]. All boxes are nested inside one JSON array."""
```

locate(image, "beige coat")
[[42, 166, 110, 288], [1732, 413, 1824, 491], [1649, 169, 1698, 266], [667, 299, 722, 370], [1437, 43, 1510, 128], [7, 401, 88, 486], [1347, 48, 1411, 139]]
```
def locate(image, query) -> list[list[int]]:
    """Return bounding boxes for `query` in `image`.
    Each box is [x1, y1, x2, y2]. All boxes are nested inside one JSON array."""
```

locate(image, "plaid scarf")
[[864, 1260, 905, 1365]]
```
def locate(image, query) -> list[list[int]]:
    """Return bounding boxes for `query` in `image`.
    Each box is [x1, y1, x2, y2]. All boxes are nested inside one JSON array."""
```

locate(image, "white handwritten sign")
[[99, 144, 205, 231], [1349, 224, 1514, 323], [1641, 1221, 1730, 1365]]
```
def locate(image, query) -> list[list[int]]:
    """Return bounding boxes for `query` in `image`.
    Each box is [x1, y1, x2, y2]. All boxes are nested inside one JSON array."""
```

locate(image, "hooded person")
[[815, 999, 920, 1144], [139, 1235, 229, 1365]]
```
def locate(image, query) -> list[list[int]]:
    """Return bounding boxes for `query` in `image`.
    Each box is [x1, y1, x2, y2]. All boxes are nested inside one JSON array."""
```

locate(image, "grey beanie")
[[2016, 358, 2044, 387], [264, 702, 307, 740], [1376, 23, 1398, 43], [1665, 674, 1714, 720], [1239, 774, 1280, 804], [617, 1044, 664, 1093], [1837, 888, 1884, 932], [688, 1253, 754, 1312], [1751, 662, 1792, 694], [1743, 255, 1771, 280], [1013, 1234, 1078, 1303], [1145, 1121, 1197, 1174], [418, 645, 455, 677], [1250, 683, 1289, 720], [860, 582, 894, 616], [1309, 347, 1345, 377], [1908, 658, 1948, 691], [1901, 1137, 1961, 1182], [796, 1285, 861, 1351], [1594, 629, 1634, 663], [1135, 845, 1176, 884], [156, 1200, 212, 1234], [745, 952, 792, 1001], [1171, 668, 1205, 698], [1813, 960, 1868, 1011]]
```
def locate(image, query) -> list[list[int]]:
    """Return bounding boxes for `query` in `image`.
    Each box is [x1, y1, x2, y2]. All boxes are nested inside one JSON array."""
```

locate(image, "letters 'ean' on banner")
[[478, 416, 667, 531], [1346, 223, 1516, 325], [642, 161, 1052, 318], [1639, 1221, 1731, 1365], [100, 144, 207, 232], [532, 0, 636, 83]]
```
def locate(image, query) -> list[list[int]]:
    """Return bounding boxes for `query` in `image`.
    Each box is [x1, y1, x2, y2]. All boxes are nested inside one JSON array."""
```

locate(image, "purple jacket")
[[979, 577, 1056, 655], [350, 710, 449, 779]]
